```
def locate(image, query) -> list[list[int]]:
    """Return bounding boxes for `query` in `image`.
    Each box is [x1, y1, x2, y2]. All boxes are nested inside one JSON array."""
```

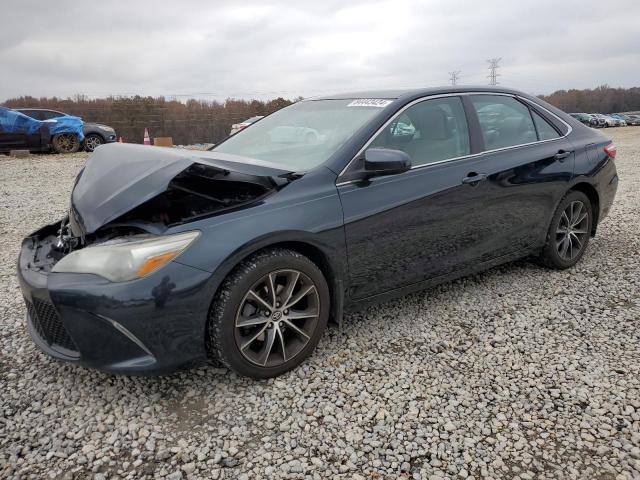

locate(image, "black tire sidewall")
[[542, 191, 593, 269], [210, 250, 330, 379]]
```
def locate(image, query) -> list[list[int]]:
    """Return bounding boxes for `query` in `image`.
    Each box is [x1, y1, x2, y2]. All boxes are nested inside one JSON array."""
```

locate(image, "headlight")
[[52, 231, 200, 282]]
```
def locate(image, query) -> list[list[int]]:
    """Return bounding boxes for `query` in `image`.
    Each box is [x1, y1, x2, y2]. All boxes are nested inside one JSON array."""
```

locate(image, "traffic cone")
[[143, 128, 151, 145], [118, 136, 123, 143]]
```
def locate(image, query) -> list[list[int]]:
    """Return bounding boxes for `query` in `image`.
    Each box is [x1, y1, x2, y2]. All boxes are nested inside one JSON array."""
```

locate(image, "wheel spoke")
[[236, 314, 269, 328], [570, 202, 582, 225], [247, 289, 272, 311], [284, 285, 316, 310], [280, 271, 300, 307], [567, 234, 574, 259], [276, 326, 287, 362], [560, 211, 570, 228], [241, 324, 269, 350], [572, 211, 588, 227], [267, 273, 277, 309], [256, 327, 277, 366], [287, 309, 318, 320], [569, 231, 583, 250], [558, 236, 570, 258], [283, 319, 310, 340], [572, 228, 588, 235]]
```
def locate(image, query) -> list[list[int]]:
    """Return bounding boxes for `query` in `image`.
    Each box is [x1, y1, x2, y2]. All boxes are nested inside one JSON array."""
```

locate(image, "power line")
[[448, 71, 461, 86], [487, 58, 502, 86]]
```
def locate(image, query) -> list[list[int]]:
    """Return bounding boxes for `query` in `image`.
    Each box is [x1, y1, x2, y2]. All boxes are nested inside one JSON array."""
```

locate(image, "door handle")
[[461, 172, 487, 186], [554, 150, 573, 161]]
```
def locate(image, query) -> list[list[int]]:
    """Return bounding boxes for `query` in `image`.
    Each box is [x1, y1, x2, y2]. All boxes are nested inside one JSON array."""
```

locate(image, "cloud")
[[1, 0, 639, 101]]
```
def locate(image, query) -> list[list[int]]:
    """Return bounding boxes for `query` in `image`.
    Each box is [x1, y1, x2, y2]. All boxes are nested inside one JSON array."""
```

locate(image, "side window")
[[471, 95, 537, 150], [20, 110, 42, 120], [368, 96, 470, 167], [42, 110, 63, 119], [531, 110, 560, 140]]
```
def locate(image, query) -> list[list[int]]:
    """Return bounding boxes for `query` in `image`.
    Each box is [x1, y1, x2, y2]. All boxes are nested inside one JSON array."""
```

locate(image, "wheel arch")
[[207, 237, 345, 328], [569, 182, 600, 235], [85, 131, 105, 141]]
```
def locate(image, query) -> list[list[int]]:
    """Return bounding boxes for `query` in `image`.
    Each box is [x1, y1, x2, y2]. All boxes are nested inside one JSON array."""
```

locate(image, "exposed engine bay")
[[111, 164, 279, 230], [22, 143, 301, 270]]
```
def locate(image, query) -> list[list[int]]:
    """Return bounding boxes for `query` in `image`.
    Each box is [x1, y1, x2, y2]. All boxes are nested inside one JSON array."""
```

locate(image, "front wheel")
[[83, 134, 103, 152], [207, 249, 330, 378], [540, 191, 593, 269]]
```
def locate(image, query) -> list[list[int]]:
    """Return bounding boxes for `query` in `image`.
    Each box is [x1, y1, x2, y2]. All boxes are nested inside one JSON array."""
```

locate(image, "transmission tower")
[[449, 71, 461, 86], [487, 58, 501, 86]]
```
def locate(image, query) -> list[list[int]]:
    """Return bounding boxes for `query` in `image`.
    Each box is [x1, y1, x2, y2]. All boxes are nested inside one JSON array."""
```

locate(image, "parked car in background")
[[626, 114, 640, 126], [611, 113, 634, 126], [591, 114, 614, 127], [588, 114, 606, 128], [0, 107, 84, 154], [609, 116, 626, 127], [569, 113, 598, 127], [17, 108, 116, 152], [17, 86, 618, 378], [230, 116, 264, 136]]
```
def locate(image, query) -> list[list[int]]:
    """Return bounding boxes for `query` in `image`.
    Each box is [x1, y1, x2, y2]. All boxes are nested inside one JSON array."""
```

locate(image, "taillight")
[[604, 143, 617, 159]]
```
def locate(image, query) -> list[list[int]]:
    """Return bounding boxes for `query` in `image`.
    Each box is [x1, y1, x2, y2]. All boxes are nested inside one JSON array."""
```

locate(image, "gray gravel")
[[1, 129, 639, 480]]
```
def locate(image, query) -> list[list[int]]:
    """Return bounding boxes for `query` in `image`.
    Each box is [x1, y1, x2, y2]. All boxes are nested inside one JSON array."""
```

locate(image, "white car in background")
[[229, 116, 264, 136], [592, 114, 615, 127]]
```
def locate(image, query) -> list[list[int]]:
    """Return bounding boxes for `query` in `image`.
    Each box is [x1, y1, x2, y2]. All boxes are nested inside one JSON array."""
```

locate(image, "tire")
[[51, 133, 80, 154], [207, 248, 330, 378], [540, 190, 593, 269], [83, 133, 104, 152]]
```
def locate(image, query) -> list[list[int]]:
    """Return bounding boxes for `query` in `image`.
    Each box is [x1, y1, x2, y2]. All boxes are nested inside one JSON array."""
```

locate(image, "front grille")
[[25, 297, 78, 352]]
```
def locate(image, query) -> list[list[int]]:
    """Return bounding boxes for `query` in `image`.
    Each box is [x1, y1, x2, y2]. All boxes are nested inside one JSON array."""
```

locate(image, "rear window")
[[471, 95, 537, 150], [532, 110, 560, 140]]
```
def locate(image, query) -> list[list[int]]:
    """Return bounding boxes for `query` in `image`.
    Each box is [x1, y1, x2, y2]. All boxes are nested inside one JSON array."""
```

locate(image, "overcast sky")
[[2, 0, 639, 101]]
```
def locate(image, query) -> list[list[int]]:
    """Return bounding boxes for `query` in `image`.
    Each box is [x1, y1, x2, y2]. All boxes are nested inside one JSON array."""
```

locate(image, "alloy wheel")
[[234, 269, 320, 367], [55, 134, 78, 153], [85, 135, 102, 152], [556, 200, 589, 261]]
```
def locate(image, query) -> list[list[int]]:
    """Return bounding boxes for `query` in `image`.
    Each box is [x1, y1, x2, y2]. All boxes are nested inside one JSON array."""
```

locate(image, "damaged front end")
[[58, 142, 299, 254]]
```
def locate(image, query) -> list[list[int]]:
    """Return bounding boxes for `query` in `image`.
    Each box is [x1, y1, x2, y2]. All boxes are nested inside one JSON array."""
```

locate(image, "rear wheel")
[[540, 190, 592, 269], [52, 133, 80, 154], [207, 249, 330, 378]]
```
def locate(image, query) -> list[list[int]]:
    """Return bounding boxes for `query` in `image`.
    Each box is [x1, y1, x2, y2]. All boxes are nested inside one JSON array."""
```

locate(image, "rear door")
[[466, 94, 575, 253], [0, 109, 34, 150]]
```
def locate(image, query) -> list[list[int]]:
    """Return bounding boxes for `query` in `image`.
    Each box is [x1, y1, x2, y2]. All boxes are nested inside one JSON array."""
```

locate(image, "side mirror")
[[364, 148, 412, 177]]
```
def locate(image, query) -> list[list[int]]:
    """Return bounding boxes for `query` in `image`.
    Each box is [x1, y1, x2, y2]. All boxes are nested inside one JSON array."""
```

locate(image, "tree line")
[[539, 85, 640, 114], [2, 95, 295, 145], [3, 85, 639, 145]]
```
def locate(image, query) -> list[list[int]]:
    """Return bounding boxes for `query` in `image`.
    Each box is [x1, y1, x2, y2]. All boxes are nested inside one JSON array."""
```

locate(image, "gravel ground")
[[1, 129, 639, 480]]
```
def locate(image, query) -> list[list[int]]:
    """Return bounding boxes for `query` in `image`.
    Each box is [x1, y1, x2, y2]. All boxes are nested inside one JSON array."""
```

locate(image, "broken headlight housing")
[[52, 231, 200, 282]]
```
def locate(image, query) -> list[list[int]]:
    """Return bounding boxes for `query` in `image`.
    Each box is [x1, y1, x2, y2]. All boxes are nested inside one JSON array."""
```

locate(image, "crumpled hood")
[[70, 143, 294, 236]]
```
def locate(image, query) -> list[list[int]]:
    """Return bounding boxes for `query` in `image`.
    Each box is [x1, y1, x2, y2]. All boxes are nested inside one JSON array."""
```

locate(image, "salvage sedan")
[[18, 87, 618, 378]]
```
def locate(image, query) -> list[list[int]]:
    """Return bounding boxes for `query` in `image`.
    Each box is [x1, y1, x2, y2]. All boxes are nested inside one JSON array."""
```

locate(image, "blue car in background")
[[0, 107, 84, 154]]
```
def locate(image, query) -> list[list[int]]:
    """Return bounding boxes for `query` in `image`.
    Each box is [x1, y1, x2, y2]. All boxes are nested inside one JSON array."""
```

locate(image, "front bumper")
[[17, 222, 214, 374]]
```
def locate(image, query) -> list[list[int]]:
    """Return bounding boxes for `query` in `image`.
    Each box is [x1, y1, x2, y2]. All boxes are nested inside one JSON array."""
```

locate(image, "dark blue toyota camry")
[[17, 86, 618, 378]]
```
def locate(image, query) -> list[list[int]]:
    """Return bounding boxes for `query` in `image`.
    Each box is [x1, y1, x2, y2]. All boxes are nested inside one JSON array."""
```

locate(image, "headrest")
[[408, 106, 453, 141]]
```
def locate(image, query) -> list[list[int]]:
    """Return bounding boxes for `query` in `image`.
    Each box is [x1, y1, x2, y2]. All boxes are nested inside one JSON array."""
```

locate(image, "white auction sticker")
[[347, 99, 393, 108]]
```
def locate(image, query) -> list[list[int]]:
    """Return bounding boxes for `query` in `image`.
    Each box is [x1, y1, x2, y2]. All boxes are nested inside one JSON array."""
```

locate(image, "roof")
[[309, 85, 529, 101]]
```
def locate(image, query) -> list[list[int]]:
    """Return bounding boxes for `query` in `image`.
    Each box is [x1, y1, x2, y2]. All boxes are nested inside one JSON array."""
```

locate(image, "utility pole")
[[487, 58, 501, 86], [449, 71, 461, 86]]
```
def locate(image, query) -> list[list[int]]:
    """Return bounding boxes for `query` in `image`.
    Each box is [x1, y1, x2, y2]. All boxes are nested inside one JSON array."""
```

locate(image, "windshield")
[[213, 99, 386, 170]]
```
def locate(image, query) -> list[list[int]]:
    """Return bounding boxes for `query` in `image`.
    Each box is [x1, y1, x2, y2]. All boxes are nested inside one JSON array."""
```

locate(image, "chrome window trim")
[[335, 91, 573, 187]]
